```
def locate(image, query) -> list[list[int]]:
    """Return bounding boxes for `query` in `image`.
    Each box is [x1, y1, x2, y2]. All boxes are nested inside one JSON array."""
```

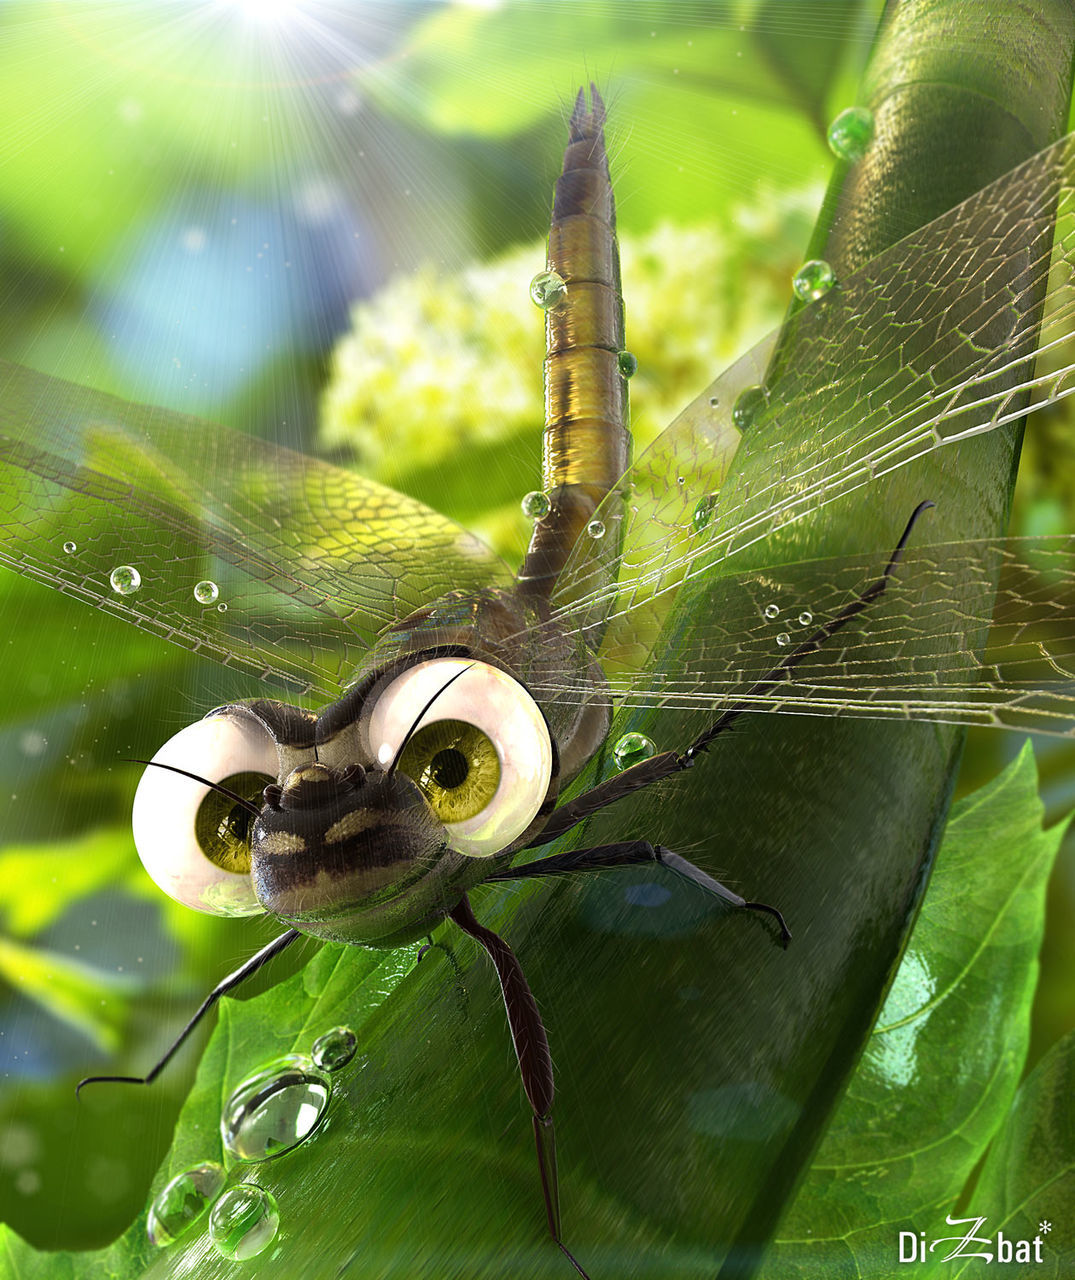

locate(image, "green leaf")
[[0, 745, 1060, 1280], [359, 3, 832, 228], [0, 829, 143, 939], [752, 0, 864, 135], [0, 935, 136, 1053], [946, 1030, 1075, 1278], [768, 743, 1068, 1276]]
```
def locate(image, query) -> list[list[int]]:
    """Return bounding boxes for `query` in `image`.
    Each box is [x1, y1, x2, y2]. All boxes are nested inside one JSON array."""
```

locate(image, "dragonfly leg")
[[75, 928, 301, 1096], [448, 895, 590, 1280], [490, 841, 790, 947], [530, 500, 935, 847]]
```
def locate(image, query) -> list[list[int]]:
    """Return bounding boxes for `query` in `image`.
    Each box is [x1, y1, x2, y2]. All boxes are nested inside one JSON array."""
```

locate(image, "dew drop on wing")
[[792, 259, 837, 302], [692, 494, 718, 533], [109, 565, 141, 596], [733, 383, 769, 429], [613, 732, 657, 770], [193, 579, 220, 605]]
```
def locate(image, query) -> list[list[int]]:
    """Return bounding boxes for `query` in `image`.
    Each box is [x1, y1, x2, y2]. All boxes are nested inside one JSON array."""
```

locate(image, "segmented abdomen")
[[518, 85, 631, 598]]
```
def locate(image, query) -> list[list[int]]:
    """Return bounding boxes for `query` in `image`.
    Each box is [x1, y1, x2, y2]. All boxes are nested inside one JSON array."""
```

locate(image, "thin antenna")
[[126, 758, 262, 817], [386, 665, 474, 778]]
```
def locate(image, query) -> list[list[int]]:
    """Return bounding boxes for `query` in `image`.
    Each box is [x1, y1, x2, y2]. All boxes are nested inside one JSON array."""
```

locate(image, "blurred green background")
[[0, 0, 1072, 1255]]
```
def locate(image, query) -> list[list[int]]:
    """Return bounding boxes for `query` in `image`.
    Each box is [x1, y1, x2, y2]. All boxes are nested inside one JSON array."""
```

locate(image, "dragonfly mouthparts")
[[278, 762, 365, 809]]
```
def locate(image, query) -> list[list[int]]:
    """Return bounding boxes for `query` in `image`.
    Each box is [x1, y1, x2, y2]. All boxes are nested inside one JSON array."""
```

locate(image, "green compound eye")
[[133, 714, 277, 917], [366, 658, 553, 858], [193, 771, 273, 875], [397, 720, 501, 823]]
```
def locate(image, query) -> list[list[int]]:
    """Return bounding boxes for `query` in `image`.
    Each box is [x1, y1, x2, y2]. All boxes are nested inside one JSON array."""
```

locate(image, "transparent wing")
[[0, 361, 512, 698], [528, 535, 1075, 738], [549, 130, 1075, 649]]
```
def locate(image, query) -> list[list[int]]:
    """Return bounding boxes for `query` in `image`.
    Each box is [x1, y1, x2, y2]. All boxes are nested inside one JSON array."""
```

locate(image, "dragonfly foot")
[[743, 900, 792, 948]]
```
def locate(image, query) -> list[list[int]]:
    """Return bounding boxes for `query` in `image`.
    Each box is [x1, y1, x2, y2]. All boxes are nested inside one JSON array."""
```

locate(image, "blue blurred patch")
[[94, 181, 368, 414]]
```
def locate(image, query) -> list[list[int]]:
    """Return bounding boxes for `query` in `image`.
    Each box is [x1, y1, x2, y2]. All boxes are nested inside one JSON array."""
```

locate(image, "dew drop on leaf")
[[828, 106, 875, 161], [220, 1055, 331, 1162], [311, 1026, 359, 1072], [147, 1161, 225, 1247], [208, 1183, 279, 1261]]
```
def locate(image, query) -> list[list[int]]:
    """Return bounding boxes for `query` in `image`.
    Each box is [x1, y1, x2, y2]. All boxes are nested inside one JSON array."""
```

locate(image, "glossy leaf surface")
[[768, 744, 1067, 1275]]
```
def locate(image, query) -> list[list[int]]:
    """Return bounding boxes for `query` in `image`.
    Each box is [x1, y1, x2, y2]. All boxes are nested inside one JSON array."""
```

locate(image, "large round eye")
[[132, 713, 278, 916], [366, 658, 553, 857]]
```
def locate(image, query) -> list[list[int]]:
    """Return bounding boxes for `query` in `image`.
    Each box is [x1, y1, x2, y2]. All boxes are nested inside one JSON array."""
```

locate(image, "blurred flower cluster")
[[320, 184, 824, 562]]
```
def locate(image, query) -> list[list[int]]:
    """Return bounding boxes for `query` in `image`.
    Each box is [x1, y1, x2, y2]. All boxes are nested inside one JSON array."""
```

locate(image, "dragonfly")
[[3, 85, 1075, 1274]]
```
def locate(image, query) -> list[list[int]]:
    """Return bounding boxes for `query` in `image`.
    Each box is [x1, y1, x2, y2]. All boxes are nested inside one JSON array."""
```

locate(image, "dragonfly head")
[[131, 643, 563, 947], [250, 759, 463, 946]]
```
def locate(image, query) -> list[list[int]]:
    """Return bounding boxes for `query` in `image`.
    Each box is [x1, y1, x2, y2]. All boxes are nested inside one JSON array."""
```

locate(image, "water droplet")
[[732, 384, 768, 430], [193, 580, 220, 605], [776, 632, 791, 647], [529, 269, 567, 310], [792, 259, 836, 302], [763, 603, 780, 620], [221, 1055, 331, 1162], [798, 610, 814, 626], [62, 541, 77, 555], [208, 1183, 279, 1261], [692, 494, 718, 533], [708, 395, 719, 408], [521, 490, 551, 520], [217, 602, 228, 613], [109, 565, 141, 596], [617, 350, 638, 379], [586, 519, 606, 540], [147, 1161, 225, 1247], [613, 732, 657, 771], [311, 1026, 358, 1073], [827, 106, 875, 162]]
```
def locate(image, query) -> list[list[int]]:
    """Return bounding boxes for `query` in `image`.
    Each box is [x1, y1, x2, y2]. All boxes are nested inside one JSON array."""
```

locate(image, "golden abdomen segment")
[[518, 86, 631, 597]]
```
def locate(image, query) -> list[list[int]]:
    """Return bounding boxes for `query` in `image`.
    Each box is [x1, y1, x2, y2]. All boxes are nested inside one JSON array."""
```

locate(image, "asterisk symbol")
[[1039, 1220, 1052, 1234]]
